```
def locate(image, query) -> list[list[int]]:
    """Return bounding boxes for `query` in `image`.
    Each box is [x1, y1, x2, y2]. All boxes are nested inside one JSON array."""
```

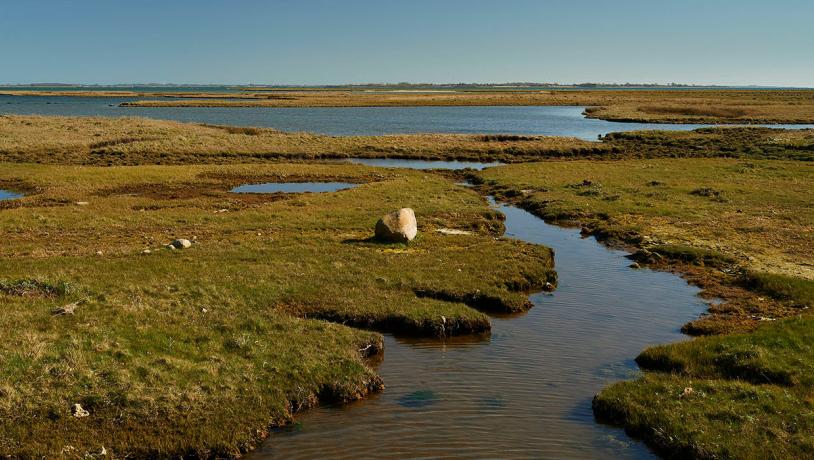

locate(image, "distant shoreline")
[[2, 83, 813, 92]]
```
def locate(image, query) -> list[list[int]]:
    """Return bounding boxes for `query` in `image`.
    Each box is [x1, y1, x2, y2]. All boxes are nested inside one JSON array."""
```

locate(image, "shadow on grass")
[[341, 236, 408, 247]]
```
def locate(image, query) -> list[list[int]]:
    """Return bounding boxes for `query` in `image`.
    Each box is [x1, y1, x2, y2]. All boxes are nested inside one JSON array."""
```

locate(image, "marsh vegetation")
[[0, 99, 812, 458]]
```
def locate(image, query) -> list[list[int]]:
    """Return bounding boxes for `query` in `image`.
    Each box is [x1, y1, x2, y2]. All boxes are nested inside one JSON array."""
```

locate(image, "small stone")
[[95, 250, 103, 256], [436, 228, 472, 236], [170, 239, 192, 249], [75, 201, 89, 206], [543, 282, 555, 291], [629, 262, 641, 269], [72, 403, 89, 418], [52, 302, 79, 316], [142, 249, 151, 254]]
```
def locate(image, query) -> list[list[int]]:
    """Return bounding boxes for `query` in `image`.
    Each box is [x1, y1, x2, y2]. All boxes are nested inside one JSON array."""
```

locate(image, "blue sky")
[[1, 0, 811, 86]]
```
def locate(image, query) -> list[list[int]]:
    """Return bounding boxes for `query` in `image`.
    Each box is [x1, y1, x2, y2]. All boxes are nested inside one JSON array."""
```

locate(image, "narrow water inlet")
[[253, 199, 708, 459], [0, 190, 22, 201]]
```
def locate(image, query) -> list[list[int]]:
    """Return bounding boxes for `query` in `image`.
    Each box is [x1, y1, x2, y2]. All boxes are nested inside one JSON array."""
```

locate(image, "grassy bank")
[[0, 162, 555, 457], [593, 313, 814, 459], [474, 157, 814, 458]]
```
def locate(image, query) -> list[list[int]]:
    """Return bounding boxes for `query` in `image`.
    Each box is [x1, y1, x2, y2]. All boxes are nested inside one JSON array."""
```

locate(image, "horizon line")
[[1, 82, 813, 89]]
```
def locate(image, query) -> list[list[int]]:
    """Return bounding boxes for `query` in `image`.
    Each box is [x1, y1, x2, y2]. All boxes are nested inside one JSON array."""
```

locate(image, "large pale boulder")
[[375, 208, 417, 243]]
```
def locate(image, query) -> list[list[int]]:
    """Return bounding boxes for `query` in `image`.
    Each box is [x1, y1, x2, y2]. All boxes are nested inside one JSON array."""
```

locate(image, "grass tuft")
[[742, 272, 814, 307]]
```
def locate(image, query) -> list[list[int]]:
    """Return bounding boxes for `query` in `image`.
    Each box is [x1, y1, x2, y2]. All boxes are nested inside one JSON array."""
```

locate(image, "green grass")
[[596, 318, 814, 459], [0, 162, 554, 457], [594, 375, 814, 460], [602, 127, 814, 161], [648, 244, 736, 268], [743, 272, 814, 307], [636, 318, 814, 387]]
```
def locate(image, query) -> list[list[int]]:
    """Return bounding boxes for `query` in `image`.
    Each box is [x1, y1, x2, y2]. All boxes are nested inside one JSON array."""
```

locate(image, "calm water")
[[254, 200, 708, 459], [231, 182, 358, 193], [346, 158, 503, 170], [0, 190, 22, 200], [3, 95, 813, 140]]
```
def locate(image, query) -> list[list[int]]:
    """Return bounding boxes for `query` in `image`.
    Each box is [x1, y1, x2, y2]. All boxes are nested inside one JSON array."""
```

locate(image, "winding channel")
[[251, 189, 708, 459]]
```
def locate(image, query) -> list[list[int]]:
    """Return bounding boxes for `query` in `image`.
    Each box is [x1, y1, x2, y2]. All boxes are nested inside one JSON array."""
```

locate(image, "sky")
[[1, 0, 812, 86]]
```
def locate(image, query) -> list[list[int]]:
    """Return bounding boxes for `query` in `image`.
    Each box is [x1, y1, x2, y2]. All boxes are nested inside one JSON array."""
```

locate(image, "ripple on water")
[[250, 201, 708, 459]]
